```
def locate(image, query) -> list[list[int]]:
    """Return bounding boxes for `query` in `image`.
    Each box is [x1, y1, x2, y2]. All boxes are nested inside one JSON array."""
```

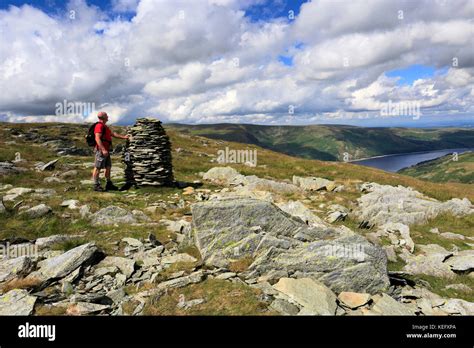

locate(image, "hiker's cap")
[[97, 111, 108, 119]]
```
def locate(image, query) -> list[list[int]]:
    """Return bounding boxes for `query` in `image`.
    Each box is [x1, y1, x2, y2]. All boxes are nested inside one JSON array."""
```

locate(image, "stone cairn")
[[122, 118, 174, 186]]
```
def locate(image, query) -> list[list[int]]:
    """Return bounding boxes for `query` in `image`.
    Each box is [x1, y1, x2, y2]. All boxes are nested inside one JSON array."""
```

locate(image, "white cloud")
[[0, 0, 472, 124]]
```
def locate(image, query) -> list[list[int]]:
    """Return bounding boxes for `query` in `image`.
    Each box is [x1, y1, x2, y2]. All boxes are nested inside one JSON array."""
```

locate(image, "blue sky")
[[0, 0, 472, 126]]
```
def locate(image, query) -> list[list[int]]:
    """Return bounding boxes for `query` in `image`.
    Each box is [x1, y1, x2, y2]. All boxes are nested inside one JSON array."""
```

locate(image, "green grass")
[[399, 152, 474, 184], [142, 278, 272, 315], [410, 213, 474, 251], [405, 274, 474, 302]]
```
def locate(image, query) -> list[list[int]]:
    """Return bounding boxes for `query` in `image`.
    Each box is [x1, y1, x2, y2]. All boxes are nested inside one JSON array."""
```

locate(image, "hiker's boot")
[[105, 181, 119, 191], [94, 184, 104, 192]]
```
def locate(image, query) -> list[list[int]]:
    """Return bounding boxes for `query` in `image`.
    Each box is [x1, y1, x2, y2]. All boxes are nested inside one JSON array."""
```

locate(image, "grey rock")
[[270, 298, 300, 315], [273, 278, 337, 315], [27, 243, 101, 284], [161, 253, 197, 265], [97, 257, 135, 278], [444, 283, 471, 292], [276, 200, 327, 228], [440, 232, 465, 240], [67, 302, 110, 315], [191, 197, 389, 294], [39, 159, 59, 171], [355, 183, 473, 227], [202, 166, 243, 184], [60, 200, 80, 209], [403, 244, 455, 279], [133, 246, 164, 268], [156, 270, 204, 291], [20, 204, 52, 218], [446, 250, 474, 273], [293, 176, 334, 191], [338, 292, 371, 309], [372, 293, 415, 315], [0, 256, 35, 283], [437, 299, 474, 315], [35, 234, 81, 250], [91, 206, 148, 225], [0, 289, 37, 315], [215, 272, 236, 280]]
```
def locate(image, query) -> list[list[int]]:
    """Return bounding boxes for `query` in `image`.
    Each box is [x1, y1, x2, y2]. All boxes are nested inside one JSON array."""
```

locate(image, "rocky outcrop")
[[91, 206, 150, 225], [27, 242, 102, 285], [355, 183, 473, 227], [292, 176, 335, 191], [0, 289, 37, 315], [191, 197, 390, 293], [0, 256, 35, 283], [273, 278, 337, 315]]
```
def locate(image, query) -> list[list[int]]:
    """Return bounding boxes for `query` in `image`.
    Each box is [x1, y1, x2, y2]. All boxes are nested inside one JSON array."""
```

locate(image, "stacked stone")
[[122, 118, 174, 186]]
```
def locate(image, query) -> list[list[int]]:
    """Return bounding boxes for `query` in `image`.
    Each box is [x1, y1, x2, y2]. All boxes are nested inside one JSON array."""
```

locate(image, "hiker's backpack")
[[86, 122, 105, 147]]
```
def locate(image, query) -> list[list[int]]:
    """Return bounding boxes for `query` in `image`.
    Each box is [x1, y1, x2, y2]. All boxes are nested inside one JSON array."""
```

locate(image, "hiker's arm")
[[95, 133, 108, 155], [112, 132, 130, 140]]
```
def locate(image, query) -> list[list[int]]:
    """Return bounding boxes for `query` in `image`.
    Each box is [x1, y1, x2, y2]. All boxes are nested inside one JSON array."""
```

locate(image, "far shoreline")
[[350, 148, 474, 163]]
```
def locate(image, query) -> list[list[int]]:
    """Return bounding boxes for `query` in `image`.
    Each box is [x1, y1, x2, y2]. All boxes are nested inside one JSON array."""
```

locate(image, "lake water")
[[352, 148, 474, 173]]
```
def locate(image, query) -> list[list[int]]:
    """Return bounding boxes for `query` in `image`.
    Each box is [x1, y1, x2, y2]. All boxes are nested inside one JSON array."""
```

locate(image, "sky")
[[0, 0, 473, 126]]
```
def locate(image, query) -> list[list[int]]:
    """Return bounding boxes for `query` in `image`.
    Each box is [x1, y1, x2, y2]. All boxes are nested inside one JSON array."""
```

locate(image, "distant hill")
[[166, 123, 474, 161], [398, 151, 474, 184]]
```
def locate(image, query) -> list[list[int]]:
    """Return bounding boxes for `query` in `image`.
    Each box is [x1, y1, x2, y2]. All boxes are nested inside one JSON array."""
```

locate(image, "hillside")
[[399, 151, 474, 184], [167, 123, 474, 161], [0, 122, 473, 317]]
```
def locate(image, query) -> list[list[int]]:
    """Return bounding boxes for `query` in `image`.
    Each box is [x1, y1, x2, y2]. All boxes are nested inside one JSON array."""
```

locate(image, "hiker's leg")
[[93, 150, 105, 191], [105, 166, 111, 181]]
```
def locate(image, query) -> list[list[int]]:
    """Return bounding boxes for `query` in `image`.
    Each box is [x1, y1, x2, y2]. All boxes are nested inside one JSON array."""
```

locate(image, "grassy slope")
[[1, 122, 473, 306], [399, 152, 474, 184], [167, 123, 474, 162]]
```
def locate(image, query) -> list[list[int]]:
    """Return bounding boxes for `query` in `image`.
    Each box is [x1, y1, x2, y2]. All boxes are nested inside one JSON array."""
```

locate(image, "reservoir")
[[352, 148, 474, 172]]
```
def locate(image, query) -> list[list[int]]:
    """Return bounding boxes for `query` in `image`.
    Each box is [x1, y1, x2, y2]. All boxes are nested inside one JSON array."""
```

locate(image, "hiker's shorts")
[[94, 149, 112, 169]]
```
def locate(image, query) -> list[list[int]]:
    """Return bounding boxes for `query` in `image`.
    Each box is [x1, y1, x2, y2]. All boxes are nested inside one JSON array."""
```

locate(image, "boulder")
[[27, 243, 101, 284], [35, 234, 81, 250], [162, 253, 197, 264], [293, 176, 334, 191], [6, 187, 33, 195], [437, 299, 474, 315], [379, 223, 414, 253], [270, 298, 300, 315], [0, 289, 37, 315], [0, 256, 35, 283], [403, 244, 455, 279], [445, 250, 474, 273], [91, 206, 149, 225], [276, 201, 327, 228], [440, 232, 465, 240], [39, 159, 59, 171], [66, 302, 110, 315], [338, 292, 371, 309], [0, 200, 5, 214], [60, 200, 80, 209], [202, 167, 243, 185], [96, 256, 135, 278], [20, 204, 52, 218], [273, 278, 337, 315], [191, 197, 389, 294], [355, 183, 473, 227], [372, 293, 415, 315]]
